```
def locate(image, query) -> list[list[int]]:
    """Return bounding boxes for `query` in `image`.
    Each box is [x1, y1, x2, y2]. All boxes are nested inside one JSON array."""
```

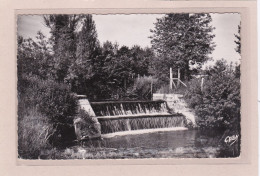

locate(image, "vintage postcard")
[[0, 0, 258, 176]]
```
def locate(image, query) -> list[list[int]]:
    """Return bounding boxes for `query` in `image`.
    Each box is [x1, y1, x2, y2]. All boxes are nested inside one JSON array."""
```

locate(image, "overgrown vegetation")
[[184, 60, 240, 157], [185, 60, 240, 129], [17, 75, 78, 158], [17, 25, 78, 158], [18, 109, 54, 159], [124, 76, 161, 100]]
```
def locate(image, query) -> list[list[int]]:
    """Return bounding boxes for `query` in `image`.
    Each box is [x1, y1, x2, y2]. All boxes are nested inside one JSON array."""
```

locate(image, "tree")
[[150, 13, 215, 81], [17, 31, 78, 153], [234, 24, 241, 78], [184, 59, 240, 132], [44, 15, 82, 82], [130, 45, 153, 77], [112, 46, 132, 93], [234, 24, 241, 54], [98, 41, 120, 99], [65, 15, 101, 95], [17, 32, 53, 80], [44, 15, 81, 51], [184, 59, 240, 157]]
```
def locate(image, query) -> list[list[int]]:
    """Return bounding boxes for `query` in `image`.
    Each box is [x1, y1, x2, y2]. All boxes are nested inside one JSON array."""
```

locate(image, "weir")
[[90, 100, 187, 134]]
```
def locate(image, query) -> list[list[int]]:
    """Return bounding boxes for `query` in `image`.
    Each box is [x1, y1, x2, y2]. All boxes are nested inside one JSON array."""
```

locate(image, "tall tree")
[[98, 41, 120, 98], [114, 46, 132, 92], [150, 13, 215, 81], [44, 15, 81, 82], [65, 15, 101, 96], [234, 24, 241, 78], [234, 24, 241, 54]]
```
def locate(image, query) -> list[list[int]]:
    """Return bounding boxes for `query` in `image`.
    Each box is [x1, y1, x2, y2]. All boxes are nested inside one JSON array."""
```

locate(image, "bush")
[[184, 60, 240, 132], [18, 74, 78, 153], [184, 60, 241, 157], [125, 76, 160, 100], [18, 74, 77, 123]]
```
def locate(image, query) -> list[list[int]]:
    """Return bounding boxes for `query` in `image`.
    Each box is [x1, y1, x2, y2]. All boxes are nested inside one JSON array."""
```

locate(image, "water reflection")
[[79, 130, 223, 158]]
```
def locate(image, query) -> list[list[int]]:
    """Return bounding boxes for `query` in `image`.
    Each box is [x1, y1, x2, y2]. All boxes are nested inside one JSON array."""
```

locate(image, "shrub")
[[184, 60, 241, 157], [125, 76, 160, 100], [18, 74, 78, 151], [18, 74, 77, 122], [184, 60, 240, 132]]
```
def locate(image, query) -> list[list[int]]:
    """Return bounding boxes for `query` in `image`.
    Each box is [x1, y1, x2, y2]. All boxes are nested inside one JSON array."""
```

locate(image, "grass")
[[18, 108, 55, 159]]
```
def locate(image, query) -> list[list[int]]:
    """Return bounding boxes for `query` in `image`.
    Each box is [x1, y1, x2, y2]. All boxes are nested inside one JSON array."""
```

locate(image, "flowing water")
[[77, 99, 202, 158], [91, 100, 169, 117], [90, 100, 187, 134], [98, 115, 185, 134], [62, 98, 237, 159], [74, 129, 223, 159]]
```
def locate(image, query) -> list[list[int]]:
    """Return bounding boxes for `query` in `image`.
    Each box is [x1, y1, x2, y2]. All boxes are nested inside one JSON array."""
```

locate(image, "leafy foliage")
[[18, 74, 78, 144], [65, 15, 101, 95], [22, 76, 77, 122], [234, 25, 241, 54], [184, 59, 240, 132], [17, 33, 53, 80], [18, 28, 78, 152], [44, 14, 82, 82], [150, 13, 215, 82], [125, 76, 160, 100]]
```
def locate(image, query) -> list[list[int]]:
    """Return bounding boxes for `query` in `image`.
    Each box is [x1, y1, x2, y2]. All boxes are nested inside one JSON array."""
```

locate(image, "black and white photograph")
[[17, 13, 241, 159]]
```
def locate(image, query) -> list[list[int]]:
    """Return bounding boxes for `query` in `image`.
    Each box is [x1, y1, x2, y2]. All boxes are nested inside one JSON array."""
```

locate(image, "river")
[[61, 129, 228, 159]]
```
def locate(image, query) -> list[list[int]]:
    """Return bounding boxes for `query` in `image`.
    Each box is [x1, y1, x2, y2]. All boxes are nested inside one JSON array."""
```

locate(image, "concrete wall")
[[153, 93, 196, 125]]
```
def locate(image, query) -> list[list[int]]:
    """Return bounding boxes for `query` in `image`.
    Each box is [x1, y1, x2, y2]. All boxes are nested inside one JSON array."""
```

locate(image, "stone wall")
[[153, 93, 196, 125], [73, 98, 101, 140]]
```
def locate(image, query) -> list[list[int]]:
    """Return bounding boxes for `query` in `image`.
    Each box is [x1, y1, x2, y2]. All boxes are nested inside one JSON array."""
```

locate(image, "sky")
[[17, 13, 241, 66]]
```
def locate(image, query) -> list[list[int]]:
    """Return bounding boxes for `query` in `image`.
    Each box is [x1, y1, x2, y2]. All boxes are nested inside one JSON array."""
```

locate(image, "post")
[[150, 80, 153, 100], [170, 67, 173, 90], [177, 68, 180, 87], [201, 77, 204, 91]]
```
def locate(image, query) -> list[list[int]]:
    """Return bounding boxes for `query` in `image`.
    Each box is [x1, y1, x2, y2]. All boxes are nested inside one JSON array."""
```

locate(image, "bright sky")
[[17, 13, 241, 66]]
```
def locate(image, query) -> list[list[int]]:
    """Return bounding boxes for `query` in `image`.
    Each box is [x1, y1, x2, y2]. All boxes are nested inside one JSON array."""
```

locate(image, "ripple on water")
[[69, 129, 222, 159]]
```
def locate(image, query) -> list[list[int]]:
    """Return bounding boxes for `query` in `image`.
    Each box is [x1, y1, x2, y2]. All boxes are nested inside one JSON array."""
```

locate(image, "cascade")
[[90, 100, 187, 134]]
